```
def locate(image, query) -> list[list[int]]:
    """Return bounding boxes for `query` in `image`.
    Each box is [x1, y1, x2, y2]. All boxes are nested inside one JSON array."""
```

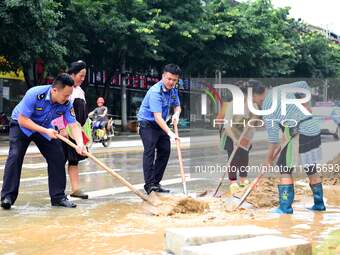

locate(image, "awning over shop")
[[0, 71, 24, 81], [0, 56, 25, 81]]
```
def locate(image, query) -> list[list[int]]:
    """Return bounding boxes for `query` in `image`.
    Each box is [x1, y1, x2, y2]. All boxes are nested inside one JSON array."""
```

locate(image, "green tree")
[[144, 0, 210, 74], [1, 0, 339, 85], [0, 0, 65, 87], [63, 0, 161, 73], [294, 32, 340, 78], [198, 0, 299, 77]]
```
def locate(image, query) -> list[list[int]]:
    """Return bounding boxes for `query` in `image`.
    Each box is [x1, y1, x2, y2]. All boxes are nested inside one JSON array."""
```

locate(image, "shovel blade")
[[141, 192, 209, 216]]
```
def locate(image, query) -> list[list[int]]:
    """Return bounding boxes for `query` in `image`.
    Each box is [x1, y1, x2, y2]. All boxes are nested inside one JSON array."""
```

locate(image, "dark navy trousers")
[[139, 122, 171, 189], [1, 121, 67, 204]]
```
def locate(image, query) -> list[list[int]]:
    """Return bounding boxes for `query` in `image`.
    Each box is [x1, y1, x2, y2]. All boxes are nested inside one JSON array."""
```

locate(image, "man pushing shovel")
[[137, 64, 182, 195], [1, 73, 86, 210]]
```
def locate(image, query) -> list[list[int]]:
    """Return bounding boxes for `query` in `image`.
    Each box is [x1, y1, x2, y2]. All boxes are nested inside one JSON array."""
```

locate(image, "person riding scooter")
[[88, 97, 109, 130]]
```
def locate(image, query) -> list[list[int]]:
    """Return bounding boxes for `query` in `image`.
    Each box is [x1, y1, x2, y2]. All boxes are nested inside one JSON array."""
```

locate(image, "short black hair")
[[163, 64, 181, 76], [295, 93, 306, 99], [246, 79, 265, 95], [67, 60, 86, 75], [52, 73, 74, 88]]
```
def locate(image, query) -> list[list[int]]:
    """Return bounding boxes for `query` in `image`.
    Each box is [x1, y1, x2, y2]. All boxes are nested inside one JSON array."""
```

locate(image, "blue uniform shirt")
[[11, 85, 76, 140], [137, 81, 180, 122]]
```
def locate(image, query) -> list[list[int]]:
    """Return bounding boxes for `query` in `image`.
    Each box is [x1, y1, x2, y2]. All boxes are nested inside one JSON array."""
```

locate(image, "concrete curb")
[[181, 235, 311, 255], [165, 226, 280, 255]]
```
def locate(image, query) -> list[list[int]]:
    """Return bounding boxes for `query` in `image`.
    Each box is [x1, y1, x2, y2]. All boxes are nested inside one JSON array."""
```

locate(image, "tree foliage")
[[0, 0, 65, 86], [0, 0, 339, 85]]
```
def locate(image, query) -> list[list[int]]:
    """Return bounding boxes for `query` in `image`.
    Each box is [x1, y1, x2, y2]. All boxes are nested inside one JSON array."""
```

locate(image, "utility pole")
[[215, 69, 221, 84], [324, 79, 329, 102], [0, 79, 3, 113], [121, 56, 128, 131], [212, 69, 222, 124]]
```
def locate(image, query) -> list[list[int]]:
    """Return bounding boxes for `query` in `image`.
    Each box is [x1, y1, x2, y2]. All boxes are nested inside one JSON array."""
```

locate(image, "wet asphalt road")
[[0, 132, 338, 254]]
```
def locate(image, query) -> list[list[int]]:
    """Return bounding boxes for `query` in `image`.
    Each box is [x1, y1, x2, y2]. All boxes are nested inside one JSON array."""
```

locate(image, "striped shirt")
[[262, 81, 320, 144]]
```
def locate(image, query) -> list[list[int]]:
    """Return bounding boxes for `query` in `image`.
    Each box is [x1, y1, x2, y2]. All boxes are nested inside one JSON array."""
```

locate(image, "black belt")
[[138, 120, 161, 130], [10, 120, 19, 126]]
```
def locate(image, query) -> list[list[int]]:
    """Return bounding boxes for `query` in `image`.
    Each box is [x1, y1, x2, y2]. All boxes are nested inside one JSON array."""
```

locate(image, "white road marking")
[[68, 177, 203, 201], [0, 170, 120, 184], [0, 162, 48, 170]]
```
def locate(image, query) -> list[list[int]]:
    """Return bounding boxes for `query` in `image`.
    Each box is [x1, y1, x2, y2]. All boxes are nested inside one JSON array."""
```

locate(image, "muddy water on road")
[[1, 146, 340, 254], [1, 184, 340, 254]]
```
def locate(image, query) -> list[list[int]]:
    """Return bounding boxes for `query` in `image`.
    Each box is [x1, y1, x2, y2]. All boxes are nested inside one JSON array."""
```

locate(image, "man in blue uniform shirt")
[[1, 73, 86, 210], [137, 64, 181, 194]]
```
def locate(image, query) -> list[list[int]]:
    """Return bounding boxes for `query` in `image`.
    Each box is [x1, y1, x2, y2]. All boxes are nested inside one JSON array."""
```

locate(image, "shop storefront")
[[84, 70, 191, 128], [0, 69, 26, 115]]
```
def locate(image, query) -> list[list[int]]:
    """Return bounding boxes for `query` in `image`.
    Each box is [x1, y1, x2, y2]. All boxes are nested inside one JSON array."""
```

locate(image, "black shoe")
[[1, 197, 12, 210], [51, 198, 77, 208], [144, 185, 159, 195], [70, 190, 88, 199], [155, 184, 170, 193]]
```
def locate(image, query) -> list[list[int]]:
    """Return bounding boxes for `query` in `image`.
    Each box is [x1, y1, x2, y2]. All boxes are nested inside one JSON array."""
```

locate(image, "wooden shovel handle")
[[173, 120, 187, 195], [56, 134, 151, 204], [213, 125, 251, 197], [235, 139, 289, 209]]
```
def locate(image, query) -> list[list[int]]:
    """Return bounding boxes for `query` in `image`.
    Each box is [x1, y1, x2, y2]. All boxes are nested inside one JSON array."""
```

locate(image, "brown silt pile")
[[234, 178, 306, 208]]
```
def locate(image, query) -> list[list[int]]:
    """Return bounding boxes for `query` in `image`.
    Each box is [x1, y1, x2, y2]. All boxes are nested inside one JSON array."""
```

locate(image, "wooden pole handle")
[[173, 120, 187, 195], [56, 134, 151, 203]]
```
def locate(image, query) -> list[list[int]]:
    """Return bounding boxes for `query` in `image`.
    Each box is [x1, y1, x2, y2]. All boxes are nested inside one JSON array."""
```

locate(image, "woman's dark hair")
[[233, 80, 248, 95], [52, 73, 74, 88], [246, 79, 265, 95], [163, 64, 181, 76], [240, 86, 248, 95], [67, 60, 86, 75]]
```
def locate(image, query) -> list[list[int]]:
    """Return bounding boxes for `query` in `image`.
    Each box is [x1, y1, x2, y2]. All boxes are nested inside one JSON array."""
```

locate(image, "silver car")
[[312, 106, 340, 140]]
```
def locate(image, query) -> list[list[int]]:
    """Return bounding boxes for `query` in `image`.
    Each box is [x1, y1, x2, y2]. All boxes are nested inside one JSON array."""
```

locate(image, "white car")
[[312, 106, 340, 140]]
